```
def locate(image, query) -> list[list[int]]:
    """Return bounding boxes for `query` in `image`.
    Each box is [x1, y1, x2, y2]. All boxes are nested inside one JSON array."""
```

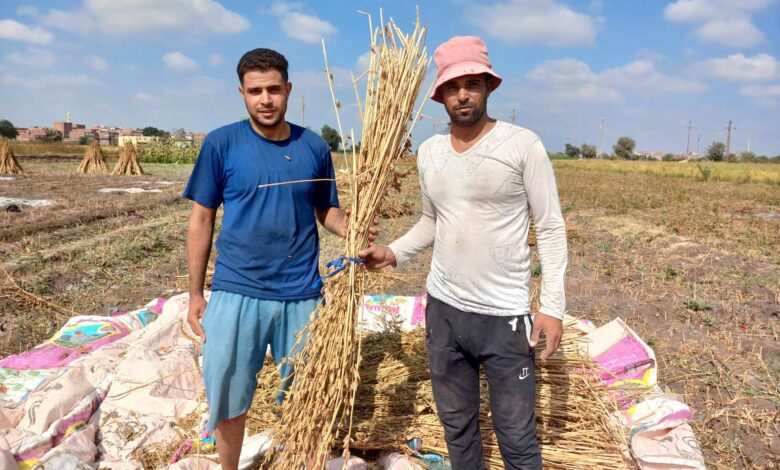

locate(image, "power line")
[[685, 120, 693, 157], [598, 117, 604, 157], [725, 120, 735, 156]]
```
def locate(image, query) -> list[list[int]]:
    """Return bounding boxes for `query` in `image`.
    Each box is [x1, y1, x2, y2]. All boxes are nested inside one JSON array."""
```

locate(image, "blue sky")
[[1, 0, 779, 155]]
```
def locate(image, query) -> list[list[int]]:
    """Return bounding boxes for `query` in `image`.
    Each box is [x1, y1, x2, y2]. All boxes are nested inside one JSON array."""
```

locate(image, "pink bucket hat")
[[430, 36, 503, 103]]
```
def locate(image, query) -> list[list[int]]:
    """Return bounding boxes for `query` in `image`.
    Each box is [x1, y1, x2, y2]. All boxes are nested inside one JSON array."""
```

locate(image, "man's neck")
[[249, 118, 290, 141], [450, 115, 496, 151]]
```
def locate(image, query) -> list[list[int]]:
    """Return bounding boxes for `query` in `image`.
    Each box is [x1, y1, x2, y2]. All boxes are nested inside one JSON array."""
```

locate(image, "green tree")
[[581, 144, 597, 159], [142, 126, 169, 137], [738, 150, 755, 162], [42, 129, 62, 142], [320, 124, 340, 152], [564, 143, 581, 159], [612, 136, 636, 160], [706, 142, 725, 161], [0, 119, 18, 139], [78, 134, 92, 145]]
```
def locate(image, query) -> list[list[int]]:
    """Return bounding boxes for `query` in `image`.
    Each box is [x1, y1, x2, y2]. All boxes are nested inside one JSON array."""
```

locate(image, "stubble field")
[[1, 156, 778, 469]]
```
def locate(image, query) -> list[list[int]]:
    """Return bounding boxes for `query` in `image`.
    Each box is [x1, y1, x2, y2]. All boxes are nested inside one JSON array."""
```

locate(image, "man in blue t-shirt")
[[183, 48, 363, 470]]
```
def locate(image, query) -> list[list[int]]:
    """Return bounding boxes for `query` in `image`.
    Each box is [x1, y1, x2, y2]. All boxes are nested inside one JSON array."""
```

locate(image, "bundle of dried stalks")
[[112, 141, 144, 176], [0, 136, 23, 174], [249, 320, 639, 469], [263, 13, 431, 469], [78, 140, 108, 174]]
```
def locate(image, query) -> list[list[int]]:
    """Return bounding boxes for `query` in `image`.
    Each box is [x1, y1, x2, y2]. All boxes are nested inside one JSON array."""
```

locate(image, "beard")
[[249, 105, 286, 130], [445, 96, 487, 127]]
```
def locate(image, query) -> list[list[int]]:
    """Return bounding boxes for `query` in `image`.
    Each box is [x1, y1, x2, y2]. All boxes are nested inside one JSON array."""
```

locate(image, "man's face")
[[239, 69, 292, 130], [441, 74, 491, 127]]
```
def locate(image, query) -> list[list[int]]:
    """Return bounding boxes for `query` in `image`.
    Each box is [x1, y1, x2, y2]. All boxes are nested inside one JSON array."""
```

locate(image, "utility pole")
[[301, 96, 306, 127], [696, 134, 700, 156], [598, 117, 605, 157], [725, 120, 734, 157], [747, 136, 751, 153], [685, 120, 693, 157], [511, 108, 516, 124]]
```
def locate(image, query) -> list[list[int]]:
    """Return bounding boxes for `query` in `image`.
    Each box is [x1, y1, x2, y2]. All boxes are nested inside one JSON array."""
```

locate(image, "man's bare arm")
[[315, 206, 347, 238], [187, 201, 217, 342]]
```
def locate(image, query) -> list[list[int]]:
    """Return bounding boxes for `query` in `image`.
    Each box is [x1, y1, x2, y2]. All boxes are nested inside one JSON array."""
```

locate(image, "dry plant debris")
[[112, 141, 145, 176], [264, 13, 432, 469], [250, 321, 635, 469], [0, 136, 23, 175], [78, 140, 109, 174]]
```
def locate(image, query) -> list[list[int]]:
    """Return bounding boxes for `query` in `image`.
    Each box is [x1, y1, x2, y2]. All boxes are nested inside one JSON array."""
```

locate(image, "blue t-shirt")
[[183, 120, 339, 300]]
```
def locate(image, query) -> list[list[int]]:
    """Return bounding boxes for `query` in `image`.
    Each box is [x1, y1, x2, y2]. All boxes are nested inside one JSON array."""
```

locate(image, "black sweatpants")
[[425, 295, 542, 470]]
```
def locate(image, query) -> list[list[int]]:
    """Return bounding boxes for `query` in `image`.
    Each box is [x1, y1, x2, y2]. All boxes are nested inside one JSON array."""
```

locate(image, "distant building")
[[119, 135, 159, 147], [97, 130, 118, 146], [53, 111, 89, 141], [16, 126, 50, 141]]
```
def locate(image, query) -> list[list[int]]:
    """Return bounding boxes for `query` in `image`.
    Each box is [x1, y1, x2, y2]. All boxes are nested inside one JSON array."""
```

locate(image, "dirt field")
[[1, 157, 778, 469]]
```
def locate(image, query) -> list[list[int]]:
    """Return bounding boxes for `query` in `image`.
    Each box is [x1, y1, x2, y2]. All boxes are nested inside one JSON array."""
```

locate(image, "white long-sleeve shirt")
[[388, 121, 567, 319]]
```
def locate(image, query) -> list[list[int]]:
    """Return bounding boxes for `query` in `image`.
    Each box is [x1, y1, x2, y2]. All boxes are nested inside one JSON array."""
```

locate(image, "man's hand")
[[358, 245, 397, 270], [317, 208, 379, 243], [342, 209, 380, 244], [188, 294, 208, 342], [529, 312, 562, 360]]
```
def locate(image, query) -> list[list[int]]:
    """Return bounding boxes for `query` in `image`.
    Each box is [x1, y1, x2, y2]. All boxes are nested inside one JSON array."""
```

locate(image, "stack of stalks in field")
[[0, 136, 23, 174], [249, 320, 637, 469], [78, 140, 108, 174], [111, 141, 144, 176], [262, 12, 431, 469]]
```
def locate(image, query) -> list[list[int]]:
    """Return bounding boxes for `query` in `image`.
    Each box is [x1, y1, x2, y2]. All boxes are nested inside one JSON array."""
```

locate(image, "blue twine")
[[311, 255, 364, 289]]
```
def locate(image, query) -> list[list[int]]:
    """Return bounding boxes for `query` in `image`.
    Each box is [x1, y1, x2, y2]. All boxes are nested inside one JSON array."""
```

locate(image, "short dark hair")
[[236, 48, 289, 84]]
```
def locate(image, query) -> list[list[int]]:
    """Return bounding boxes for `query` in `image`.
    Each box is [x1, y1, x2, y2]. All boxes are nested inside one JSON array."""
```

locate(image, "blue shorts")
[[201, 290, 320, 432]]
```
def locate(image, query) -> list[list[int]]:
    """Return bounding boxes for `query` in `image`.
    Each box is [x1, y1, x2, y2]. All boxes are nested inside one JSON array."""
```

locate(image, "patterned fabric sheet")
[[0, 298, 164, 406], [360, 294, 427, 332], [580, 317, 706, 469]]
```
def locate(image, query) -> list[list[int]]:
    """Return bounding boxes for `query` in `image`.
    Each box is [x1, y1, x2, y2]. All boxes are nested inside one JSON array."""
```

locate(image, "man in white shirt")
[[359, 36, 568, 469]]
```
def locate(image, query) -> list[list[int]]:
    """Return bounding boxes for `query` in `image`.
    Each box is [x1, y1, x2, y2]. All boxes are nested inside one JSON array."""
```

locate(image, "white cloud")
[[695, 18, 765, 48], [695, 53, 780, 81], [5, 48, 57, 68], [209, 53, 223, 67], [269, 3, 336, 44], [525, 59, 621, 102], [0, 19, 54, 44], [741, 83, 780, 96], [163, 52, 198, 71], [355, 52, 371, 73], [43, 0, 249, 36], [601, 60, 707, 93], [465, 0, 599, 46], [740, 83, 780, 107], [86, 55, 108, 71], [663, 0, 773, 21], [521, 58, 706, 104], [1, 73, 99, 90], [134, 92, 153, 101], [42, 9, 96, 34], [663, 0, 771, 47], [16, 5, 40, 17]]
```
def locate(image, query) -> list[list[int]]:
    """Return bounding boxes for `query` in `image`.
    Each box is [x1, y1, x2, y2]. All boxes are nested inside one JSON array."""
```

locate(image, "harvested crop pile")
[[78, 140, 108, 174], [0, 136, 23, 175], [262, 13, 432, 469], [249, 320, 634, 469], [112, 141, 144, 176]]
